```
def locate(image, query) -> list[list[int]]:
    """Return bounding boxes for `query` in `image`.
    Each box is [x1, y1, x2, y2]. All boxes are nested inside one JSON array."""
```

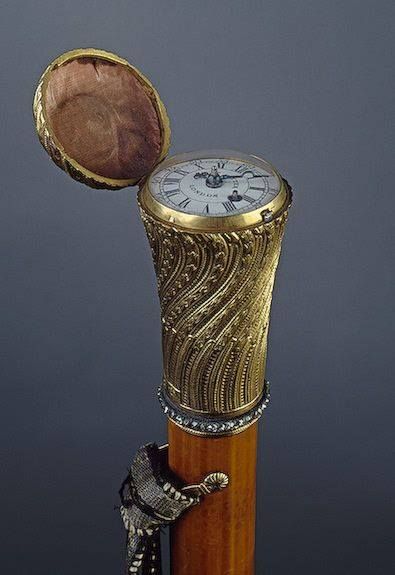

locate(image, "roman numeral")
[[249, 186, 265, 191], [235, 164, 247, 173], [217, 161, 226, 169], [165, 188, 180, 197], [223, 201, 236, 212], [243, 195, 256, 204], [204, 204, 209, 214], [174, 168, 189, 176], [165, 177, 182, 184], [178, 198, 191, 208]]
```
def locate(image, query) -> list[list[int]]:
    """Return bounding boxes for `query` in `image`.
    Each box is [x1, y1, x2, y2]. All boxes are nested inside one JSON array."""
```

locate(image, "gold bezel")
[[33, 48, 171, 190], [139, 152, 291, 232]]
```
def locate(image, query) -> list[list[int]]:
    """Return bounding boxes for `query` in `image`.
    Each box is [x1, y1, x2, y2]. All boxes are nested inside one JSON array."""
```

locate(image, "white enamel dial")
[[148, 153, 282, 217]]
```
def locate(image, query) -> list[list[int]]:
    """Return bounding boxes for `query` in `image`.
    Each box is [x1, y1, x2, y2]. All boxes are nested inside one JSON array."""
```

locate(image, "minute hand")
[[221, 172, 269, 180]]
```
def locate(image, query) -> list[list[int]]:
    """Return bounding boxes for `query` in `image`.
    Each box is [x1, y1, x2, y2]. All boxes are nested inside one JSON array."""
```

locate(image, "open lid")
[[33, 48, 171, 189]]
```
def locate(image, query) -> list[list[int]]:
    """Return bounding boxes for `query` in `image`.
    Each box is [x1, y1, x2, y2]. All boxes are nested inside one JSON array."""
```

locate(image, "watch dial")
[[148, 156, 281, 217]]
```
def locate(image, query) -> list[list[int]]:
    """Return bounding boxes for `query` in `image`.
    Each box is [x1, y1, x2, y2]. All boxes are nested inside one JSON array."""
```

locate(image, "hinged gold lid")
[[33, 48, 171, 189]]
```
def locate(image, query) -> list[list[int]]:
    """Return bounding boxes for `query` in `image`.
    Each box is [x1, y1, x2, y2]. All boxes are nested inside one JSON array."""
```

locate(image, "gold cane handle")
[[140, 184, 291, 432]]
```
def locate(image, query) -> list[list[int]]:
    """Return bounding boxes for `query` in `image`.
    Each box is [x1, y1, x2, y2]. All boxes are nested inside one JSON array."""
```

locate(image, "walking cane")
[[33, 48, 292, 575]]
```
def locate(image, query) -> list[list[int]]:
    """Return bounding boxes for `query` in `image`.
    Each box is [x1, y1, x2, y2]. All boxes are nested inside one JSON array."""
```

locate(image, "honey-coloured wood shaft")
[[168, 421, 258, 575]]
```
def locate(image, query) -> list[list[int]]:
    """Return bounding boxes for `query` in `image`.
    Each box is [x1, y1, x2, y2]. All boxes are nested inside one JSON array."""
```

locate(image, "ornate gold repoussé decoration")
[[139, 188, 291, 432]]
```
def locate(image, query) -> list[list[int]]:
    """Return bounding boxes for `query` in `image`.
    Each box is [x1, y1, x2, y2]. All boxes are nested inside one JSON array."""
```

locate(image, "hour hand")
[[195, 167, 223, 188]]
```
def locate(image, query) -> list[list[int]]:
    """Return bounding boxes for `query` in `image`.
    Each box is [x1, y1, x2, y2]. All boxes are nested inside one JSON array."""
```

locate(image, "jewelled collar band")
[[158, 380, 271, 436]]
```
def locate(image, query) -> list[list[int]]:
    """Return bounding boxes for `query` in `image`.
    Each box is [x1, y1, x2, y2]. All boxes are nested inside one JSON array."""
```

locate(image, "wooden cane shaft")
[[168, 421, 258, 575]]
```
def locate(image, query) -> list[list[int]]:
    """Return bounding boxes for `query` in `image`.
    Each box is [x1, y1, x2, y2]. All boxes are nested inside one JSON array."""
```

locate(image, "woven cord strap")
[[119, 443, 228, 575]]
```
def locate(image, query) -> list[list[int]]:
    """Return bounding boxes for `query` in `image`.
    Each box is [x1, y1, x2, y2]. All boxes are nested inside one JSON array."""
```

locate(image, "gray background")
[[1, 1, 394, 573]]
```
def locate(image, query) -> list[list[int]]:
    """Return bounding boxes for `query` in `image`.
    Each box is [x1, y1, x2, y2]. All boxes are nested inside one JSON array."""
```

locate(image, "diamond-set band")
[[158, 381, 270, 436]]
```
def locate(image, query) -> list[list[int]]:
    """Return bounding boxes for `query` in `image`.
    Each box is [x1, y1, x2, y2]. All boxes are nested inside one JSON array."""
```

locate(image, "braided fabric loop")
[[119, 443, 228, 574]]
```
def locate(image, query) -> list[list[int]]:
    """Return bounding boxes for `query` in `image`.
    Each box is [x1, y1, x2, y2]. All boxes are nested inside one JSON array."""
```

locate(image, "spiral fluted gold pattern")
[[140, 199, 290, 419]]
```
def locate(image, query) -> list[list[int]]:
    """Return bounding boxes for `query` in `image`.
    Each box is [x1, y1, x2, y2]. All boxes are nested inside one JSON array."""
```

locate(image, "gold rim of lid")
[[33, 48, 171, 189]]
